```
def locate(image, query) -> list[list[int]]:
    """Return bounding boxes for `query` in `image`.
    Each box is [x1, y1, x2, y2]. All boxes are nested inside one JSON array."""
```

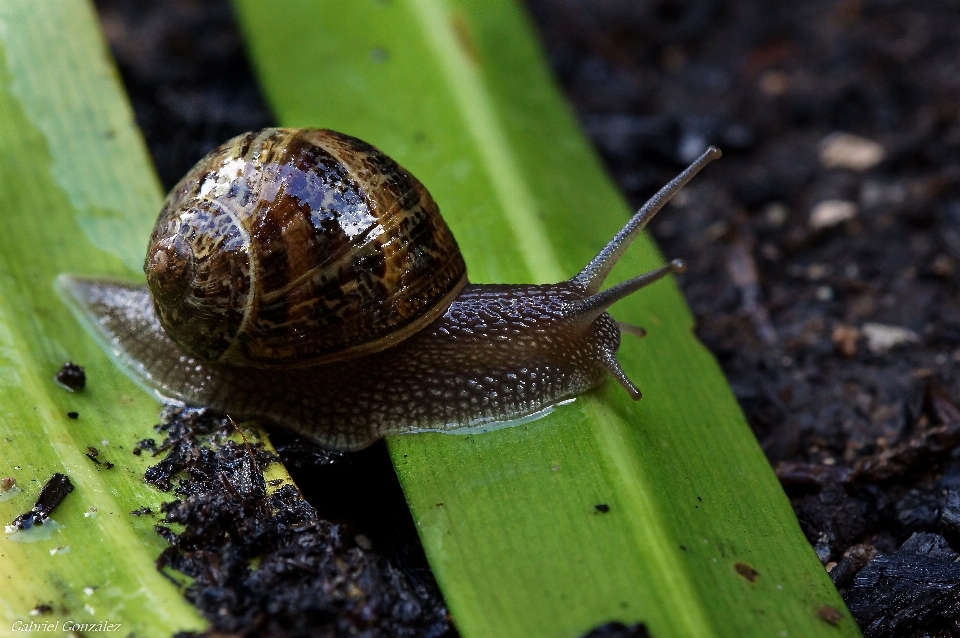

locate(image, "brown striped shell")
[[144, 128, 467, 367]]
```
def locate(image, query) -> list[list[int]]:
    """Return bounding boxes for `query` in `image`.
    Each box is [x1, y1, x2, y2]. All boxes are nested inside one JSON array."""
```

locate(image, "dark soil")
[[92, 0, 960, 636], [146, 406, 453, 638]]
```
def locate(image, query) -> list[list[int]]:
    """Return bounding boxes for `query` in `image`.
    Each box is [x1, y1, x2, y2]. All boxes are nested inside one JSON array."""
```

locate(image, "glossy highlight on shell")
[[146, 128, 467, 367]]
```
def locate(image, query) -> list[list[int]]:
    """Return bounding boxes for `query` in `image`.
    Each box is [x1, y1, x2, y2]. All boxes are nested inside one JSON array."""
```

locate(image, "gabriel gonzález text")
[[11, 619, 122, 632]]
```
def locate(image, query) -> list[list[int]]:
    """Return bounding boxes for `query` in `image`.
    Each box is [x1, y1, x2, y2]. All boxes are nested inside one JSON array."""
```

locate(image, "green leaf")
[[0, 1, 207, 633], [233, 1, 859, 637]]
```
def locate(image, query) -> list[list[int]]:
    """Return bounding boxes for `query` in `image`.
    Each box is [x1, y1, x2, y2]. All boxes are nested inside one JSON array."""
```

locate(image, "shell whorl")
[[145, 128, 467, 367]]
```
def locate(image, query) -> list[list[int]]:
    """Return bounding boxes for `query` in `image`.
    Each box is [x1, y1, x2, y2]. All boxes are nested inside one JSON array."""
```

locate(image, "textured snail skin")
[[62, 130, 720, 451], [64, 279, 619, 451]]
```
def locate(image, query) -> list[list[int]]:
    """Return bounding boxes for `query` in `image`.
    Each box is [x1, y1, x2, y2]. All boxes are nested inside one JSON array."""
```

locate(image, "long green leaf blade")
[[233, 1, 858, 637], [0, 1, 207, 634]]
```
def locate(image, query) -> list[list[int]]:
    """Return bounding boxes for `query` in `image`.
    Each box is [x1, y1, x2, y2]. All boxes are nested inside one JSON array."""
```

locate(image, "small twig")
[[726, 238, 778, 346]]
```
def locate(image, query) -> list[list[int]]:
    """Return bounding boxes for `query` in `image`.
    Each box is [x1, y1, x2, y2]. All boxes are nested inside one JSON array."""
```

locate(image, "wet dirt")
[[147, 406, 453, 638]]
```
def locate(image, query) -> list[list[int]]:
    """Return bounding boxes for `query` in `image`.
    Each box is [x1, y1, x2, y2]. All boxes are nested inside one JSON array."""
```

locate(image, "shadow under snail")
[[62, 128, 720, 451]]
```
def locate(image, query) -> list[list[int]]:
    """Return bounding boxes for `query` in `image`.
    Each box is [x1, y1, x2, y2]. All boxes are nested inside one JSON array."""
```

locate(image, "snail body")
[[63, 129, 719, 451]]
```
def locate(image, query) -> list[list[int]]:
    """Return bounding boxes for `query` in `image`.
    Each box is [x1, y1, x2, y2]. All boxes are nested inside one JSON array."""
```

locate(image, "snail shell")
[[62, 131, 720, 451], [145, 128, 466, 367]]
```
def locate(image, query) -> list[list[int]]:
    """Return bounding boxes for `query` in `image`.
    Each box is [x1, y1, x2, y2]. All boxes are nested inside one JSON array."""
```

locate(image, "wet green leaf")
[[233, 1, 860, 637], [0, 1, 203, 634]]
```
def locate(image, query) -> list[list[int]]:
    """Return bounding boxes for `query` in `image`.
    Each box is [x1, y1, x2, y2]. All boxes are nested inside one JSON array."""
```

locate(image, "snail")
[[61, 128, 720, 451]]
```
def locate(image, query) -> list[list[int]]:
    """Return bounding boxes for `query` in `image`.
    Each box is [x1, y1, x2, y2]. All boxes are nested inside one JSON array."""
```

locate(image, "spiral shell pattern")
[[145, 128, 467, 367]]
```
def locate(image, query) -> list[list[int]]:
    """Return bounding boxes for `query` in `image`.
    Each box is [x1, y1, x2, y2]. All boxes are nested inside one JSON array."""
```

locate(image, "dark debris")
[[829, 544, 878, 589], [7, 473, 74, 531], [777, 388, 960, 635], [270, 430, 349, 471], [582, 622, 651, 638], [146, 406, 454, 638], [819, 605, 842, 626], [846, 533, 960, 638], [84, 447, 115, 470], [734, 562, 759, 583], [134, 437, 158, 456], [54, 361, 85, 392]]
